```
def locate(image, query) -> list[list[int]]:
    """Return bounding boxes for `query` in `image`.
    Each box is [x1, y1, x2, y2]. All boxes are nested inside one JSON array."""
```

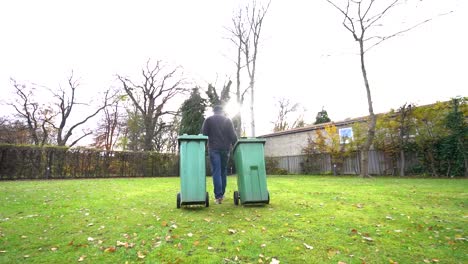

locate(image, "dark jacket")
[[202, 113, 237, 151]]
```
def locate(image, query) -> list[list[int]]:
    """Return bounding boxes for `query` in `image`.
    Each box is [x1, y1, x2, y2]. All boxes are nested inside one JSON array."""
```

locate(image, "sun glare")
[[224, 101, 241, 118]]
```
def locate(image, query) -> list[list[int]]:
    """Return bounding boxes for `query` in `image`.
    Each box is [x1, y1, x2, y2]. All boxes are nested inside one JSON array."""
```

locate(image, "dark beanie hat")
[[213, 105, 223, 113]]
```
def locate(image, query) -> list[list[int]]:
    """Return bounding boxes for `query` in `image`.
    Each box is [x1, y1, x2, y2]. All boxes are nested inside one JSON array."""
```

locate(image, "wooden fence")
[[267, 150, 421, 175], [0, 145, 179, 180]]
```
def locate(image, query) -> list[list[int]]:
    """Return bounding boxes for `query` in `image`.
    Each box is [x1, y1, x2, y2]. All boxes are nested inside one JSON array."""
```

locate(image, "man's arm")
[[227, 119, 237, 146], [201, 118, 209, 136]]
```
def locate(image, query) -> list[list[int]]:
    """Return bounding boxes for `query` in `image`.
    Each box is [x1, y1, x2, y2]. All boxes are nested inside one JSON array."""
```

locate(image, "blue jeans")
[[209, 150, 229, 199]]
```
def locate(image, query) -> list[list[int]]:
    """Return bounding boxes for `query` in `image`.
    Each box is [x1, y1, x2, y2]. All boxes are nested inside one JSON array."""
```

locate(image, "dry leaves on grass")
[[104, 246, 116, 253], [270, 258, 280, 264], [116, 241, 135, 248], [137, 251, 145, 259], [303, 243, 313, 250]]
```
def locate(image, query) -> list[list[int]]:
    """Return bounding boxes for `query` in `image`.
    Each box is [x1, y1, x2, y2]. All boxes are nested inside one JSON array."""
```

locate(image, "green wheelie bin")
[[233, 137, 270, 205], [177, 134, 209, 208]]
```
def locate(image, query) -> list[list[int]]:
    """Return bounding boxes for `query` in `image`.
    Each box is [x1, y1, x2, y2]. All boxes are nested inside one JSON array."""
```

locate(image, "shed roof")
[[259, 116, 368, 138]]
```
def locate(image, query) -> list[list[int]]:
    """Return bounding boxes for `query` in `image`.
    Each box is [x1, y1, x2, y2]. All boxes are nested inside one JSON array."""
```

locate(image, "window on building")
[[339, 127, 353, 144]]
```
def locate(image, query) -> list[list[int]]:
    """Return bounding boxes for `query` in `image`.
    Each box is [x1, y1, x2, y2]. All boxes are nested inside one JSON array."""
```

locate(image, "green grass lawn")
[[0, 176, 466, 264]]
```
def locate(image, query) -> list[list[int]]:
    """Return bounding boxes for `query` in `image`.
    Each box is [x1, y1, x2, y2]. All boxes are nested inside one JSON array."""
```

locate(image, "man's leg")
[[209, 150, 223, 202], [220, 150, 229, 199]]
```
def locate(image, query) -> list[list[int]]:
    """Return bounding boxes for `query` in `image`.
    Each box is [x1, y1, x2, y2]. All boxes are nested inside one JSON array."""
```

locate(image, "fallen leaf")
[[362, 236, 374, 242], [258, 258, 264, 263], [78, 255, 86, 262], [0, 250, 6, 253], [137, 251, 145, 259], [170, 224, 178, 229], [327, 248, 339, 258], [87, 223, 94, 227], [23, 255, 30, 258], [228, 229, 237, 234], [87, 237, 94, 242], [338, 262, 347, 264], [154, 241, 162, 248], [303, 243, 313, 250], [116, 241, 134, 248], [50, 247, 58, 251], [423, 260, 430, 263], [394, 230, 402, 233], [386, 216, 394, 220], [245, 217, 251, 221], [432, 259, 439, 263], [68, 241, 74, 246], [356, 203, 364, 208], [187, 232, 193, 237], [161, 221, 168, 227], [116, 241, 126, 246], [261, 244, 266, 248], [270, 258, 280, 264], [193, 241, 199, 246], [208, 246, 214, 250], [104, 247, 116, 253], [204, 218, 211, 222], [21, 235, 28, 239]]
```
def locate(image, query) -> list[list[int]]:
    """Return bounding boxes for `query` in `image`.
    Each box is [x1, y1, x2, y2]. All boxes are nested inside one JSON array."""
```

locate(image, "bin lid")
[[177, 134, 208, 142], [233, 137, 266, 152]]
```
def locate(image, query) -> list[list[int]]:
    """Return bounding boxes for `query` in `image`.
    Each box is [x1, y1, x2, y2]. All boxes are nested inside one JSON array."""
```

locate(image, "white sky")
[[0, 0, 467, 140]]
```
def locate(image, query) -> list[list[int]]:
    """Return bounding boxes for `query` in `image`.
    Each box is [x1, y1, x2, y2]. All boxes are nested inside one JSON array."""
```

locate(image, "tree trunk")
[[250, 80, 256, 137], [358, 39, 376, 178], [400, 149, 405, 176], [233, 113, 242, 137], [144, 118, 154, 151], [235, 36, 243, 137], [427, 149, 439, 177]]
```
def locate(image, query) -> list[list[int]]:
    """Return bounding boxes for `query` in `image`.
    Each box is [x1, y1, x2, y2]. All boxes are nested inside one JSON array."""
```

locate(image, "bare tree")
[[228, 10, 248, 137], [206, 80, 232, 107], [397, 103, 413, 177], [9, 79, 55, 145], [117, 60, 185, 151], [272, 97, 299, 132], [228, 0, 271, 137], [92, 99, 122, 151], [0, 117, 30, 144], [325, 0, 449, 177], [49, 72, 112, 147]]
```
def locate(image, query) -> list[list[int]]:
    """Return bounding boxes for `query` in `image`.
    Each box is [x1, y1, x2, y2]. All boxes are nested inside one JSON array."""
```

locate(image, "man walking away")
[[202, 105, 237, 204]]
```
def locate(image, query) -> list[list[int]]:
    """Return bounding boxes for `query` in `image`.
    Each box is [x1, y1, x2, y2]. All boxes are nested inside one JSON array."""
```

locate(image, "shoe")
[[215, 198, 222, 204]]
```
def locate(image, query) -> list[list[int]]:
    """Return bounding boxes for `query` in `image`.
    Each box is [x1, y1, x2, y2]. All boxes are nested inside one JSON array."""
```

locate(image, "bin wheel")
[[234, 191, 239, 206], [266, 191, 270, 205], [177, 193, 181, 209], [205, 192, 210, 207]]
